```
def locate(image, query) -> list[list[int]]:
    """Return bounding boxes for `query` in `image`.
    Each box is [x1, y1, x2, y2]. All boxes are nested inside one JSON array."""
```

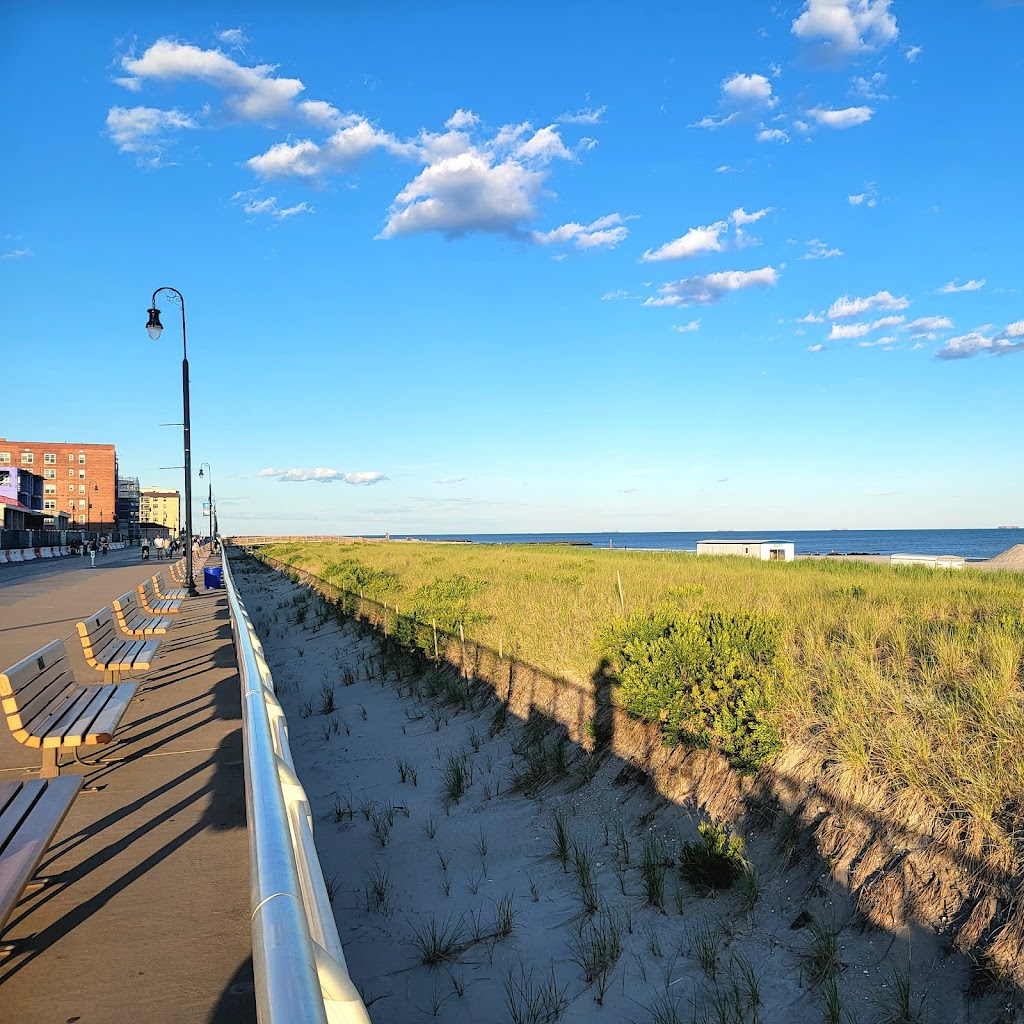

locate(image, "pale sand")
[[233, 559, 1018, 1024]]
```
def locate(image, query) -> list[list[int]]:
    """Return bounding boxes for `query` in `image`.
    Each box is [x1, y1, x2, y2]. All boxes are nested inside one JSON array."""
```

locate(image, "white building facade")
[[696, 539, 795, 561]]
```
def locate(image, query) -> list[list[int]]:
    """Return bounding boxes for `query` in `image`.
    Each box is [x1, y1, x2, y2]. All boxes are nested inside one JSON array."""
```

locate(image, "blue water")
[[406, 529, 1024, 561]]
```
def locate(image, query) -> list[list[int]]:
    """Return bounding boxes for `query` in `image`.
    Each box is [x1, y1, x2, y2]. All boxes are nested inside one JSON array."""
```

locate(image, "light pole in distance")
[[198, 462, 216, 542], [146, 287, 198, 596]]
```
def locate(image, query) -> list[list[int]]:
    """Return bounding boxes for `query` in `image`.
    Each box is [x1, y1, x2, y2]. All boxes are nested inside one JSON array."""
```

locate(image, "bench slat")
[[0, 776, 83, 933], [2, 659, 75, 724], [83, 684, 138, 744], [113, 592, 170, 636], [0, 640, 66, 698]]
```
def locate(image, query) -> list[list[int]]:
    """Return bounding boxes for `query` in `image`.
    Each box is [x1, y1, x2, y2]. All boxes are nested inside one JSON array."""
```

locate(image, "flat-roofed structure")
[[696, 539, 795, 561], [890, 553, 965, 569]]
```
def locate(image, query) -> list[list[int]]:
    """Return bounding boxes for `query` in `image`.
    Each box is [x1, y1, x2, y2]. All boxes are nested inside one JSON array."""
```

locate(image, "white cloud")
[[298, 99, 343, 127], [516, 125, 573, 163], [828, 290, 909, 318], [557, 105, 607, 125], [248, 116, 411, 178], [808, 105, 874, 128], [802, 238, 843, 260], [1, 248, 32, 259], [257, 467, 389, 484], [792, 0, 899, 55], [807, 343, 825, 352], [692, 72, 777, 130], [601, 289, 630, 301], [851, 72, 888, 100], [731, 206, 771, 226], [848, 181, 880, 206], [904, 44, 923, 62], [217, 28, 250, 49], [829, 322, 872, 339], [435, 477, 467, 485], [935, 329, 1024, 361], [119, 38, 307, 121], [1005, 320, 1024, 338], [645, 266, 780, 307], [672, 320, 701, 332], [797, 311, 825, 323], [721, 73, 777, 109], [105, 105, 197, 157], [234, 192, 314, 219], [871, 315, 904, 330], [756, 127, 790, 143], [714, 164, 734, 173], [906, 315, 953, 337], [640, 221, 728, 262], [533, 213, 629, 250], [446, 109, 479, 129], [938, 278, 985, 293]]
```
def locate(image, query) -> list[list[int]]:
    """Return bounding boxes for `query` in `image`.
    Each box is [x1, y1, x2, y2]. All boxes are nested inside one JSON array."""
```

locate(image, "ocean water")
[[412, 529, 1024, 561]]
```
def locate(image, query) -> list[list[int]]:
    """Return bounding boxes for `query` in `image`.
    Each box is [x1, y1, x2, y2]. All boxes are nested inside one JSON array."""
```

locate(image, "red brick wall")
[[0, 438, 118, 532]]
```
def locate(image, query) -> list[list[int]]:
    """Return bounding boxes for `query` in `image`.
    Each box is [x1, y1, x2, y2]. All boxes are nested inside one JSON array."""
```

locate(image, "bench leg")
[[41, 747, 59, 779]]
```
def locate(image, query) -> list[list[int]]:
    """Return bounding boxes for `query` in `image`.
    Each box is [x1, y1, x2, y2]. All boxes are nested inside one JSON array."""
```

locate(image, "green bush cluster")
[[679, 820, 749, 890], [598, 607, 784, 773], [409, 573, 488, 632], [322, 558, 401, 601]]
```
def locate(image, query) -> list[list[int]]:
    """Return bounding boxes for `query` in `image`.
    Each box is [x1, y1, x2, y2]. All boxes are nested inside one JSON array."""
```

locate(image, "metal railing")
[[222, 551, 372, 1024]]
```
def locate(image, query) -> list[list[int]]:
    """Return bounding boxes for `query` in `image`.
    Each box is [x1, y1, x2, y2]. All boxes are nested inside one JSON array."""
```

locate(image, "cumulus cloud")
[[803, 238, 843, 260], [692, 72, 778, 130], [731, 206, 771, 226], [217, 28, 250, 49], [828, 289, 909, 318], [106, 105, 196, 158], [797, 311, 825, 323], [640, 221, 728, 262], [851, 72, 888, 100], [672, 320, 701, 332], [533, 213, 629, 250], [906, 315, 953, 338], [829, 322, 872, 339], [935, 328, 1024, 360], [446, 109, 479, 129], [601, 289, 630, 301], [791, 0, 899, 55], [807, 105, 874, 128], [557, 105, 607, 125], [938, 278, 985, 293], [756, 127, 790, 143], [807, 343, 825, 352], [848, 181, 880, 206], [904, 44, 923, 61], [644, 266, 780, 307], [257, 467, 389, 484], [1005, 320, 1024, 338]]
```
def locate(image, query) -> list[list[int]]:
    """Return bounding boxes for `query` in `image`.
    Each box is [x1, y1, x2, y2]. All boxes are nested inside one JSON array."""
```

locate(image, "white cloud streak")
[[106, 105, 196, 157], [802, 238, 843, 260], [645, 267, 780, 307], [939, 278, 985, 293], [808, 105, 874, 128], [640, 221, 728, 262], [533, 213, 629, 250], [828, 290, 909, 318], [257, 467, 389, 484]]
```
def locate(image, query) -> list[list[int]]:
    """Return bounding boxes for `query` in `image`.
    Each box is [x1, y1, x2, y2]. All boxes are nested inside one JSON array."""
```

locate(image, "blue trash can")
[[203, 566, 223, 590]]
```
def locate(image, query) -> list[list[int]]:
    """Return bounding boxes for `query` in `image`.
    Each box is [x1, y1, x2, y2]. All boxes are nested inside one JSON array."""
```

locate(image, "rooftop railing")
[[222, 550, 371, 1024]]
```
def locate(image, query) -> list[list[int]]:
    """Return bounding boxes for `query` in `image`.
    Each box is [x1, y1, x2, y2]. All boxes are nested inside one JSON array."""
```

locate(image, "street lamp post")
[[199, 462, 216, 542], [87, 481, 97, 537], [146, 287, 198, 596]]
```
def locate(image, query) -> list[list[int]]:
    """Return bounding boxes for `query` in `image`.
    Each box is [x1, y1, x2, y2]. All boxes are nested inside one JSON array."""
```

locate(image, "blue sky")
[[3, 1, 1023, 533]]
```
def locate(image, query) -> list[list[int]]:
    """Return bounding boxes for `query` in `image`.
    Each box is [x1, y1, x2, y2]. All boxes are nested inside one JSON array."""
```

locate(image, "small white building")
[[890, 553, 965, 570], [696, 539, 795, 561]]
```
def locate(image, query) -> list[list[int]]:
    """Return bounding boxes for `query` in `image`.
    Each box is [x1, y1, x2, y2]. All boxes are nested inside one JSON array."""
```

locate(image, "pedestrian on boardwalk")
[[154, 535, 164, 560], [89, 540, 97, 567], [141, 536, 150, 560]]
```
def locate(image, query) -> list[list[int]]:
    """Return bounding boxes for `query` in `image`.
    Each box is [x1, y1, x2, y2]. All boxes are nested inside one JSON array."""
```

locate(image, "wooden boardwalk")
[[0, 550, 256, 1023]]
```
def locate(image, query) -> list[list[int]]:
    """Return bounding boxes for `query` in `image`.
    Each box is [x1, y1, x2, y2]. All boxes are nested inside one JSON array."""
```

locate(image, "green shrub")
[[598, 606, 784, 773], [410, 574, 488, 632], [679, 820, 748, 891]]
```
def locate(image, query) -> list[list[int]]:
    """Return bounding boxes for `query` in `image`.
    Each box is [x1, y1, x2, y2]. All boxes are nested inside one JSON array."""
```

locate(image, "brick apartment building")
[[0, 437, 118, 535]]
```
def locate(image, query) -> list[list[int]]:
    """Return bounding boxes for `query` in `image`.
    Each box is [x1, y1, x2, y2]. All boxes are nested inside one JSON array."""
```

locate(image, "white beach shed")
[[696, 540, 795, 561], [890, 553, 965, 570]]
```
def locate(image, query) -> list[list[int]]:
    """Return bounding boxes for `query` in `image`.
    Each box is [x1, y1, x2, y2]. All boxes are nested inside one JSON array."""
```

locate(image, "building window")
[[69, 453, 75, 462], [78, 514, 86, 524], [44, 468, 56, 479], [78, 499, 86, 509], [0, 452, 9, 464], [79, 470, 86, 480], [0, 471, 9, 487], [79, 484, 86, 494], [21, 452, 33, 464], [44, 453, 56, 464], [44, 484, 56, 494], [79, 454, 86, 464], [69, 468, 75, 477], [68, 483, 75, 492], [44, 499, 56, 510]]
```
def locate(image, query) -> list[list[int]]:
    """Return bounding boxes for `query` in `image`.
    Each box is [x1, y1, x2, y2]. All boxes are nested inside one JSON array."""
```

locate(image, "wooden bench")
[[1, 640, 139, 778], [112, 590, 172, 637], [169, 558, 186, 585], [77, 608, 162, 684], [152, 572, 188, 601], [138, 577, 183, 616], [1, 775, 83, 950]]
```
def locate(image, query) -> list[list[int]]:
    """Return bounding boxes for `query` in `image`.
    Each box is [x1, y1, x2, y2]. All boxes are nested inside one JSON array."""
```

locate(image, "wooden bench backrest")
[[113, 590, 143, 621], [0, 641, 76, 734], [139, 577, 157, 601], [77, 608, 120, 661]]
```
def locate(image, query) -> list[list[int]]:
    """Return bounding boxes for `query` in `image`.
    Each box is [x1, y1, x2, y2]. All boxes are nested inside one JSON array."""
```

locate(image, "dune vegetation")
[[255, 540, 1024, 847]]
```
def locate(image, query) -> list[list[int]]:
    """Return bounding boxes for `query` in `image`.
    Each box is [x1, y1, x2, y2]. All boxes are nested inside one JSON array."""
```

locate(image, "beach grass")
[[256, 540, 1024, 843]]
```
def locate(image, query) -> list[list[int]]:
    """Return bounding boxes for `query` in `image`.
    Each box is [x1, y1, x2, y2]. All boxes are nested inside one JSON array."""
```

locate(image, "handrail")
[[222, 550, 372, 1024]]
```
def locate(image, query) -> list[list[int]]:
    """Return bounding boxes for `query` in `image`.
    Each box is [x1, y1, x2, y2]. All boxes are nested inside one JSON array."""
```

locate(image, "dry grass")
[[257, 540, 1024, 845]]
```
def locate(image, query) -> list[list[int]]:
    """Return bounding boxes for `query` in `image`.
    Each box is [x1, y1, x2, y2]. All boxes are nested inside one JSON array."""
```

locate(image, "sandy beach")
[[232, 556, 1019, 1024]]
